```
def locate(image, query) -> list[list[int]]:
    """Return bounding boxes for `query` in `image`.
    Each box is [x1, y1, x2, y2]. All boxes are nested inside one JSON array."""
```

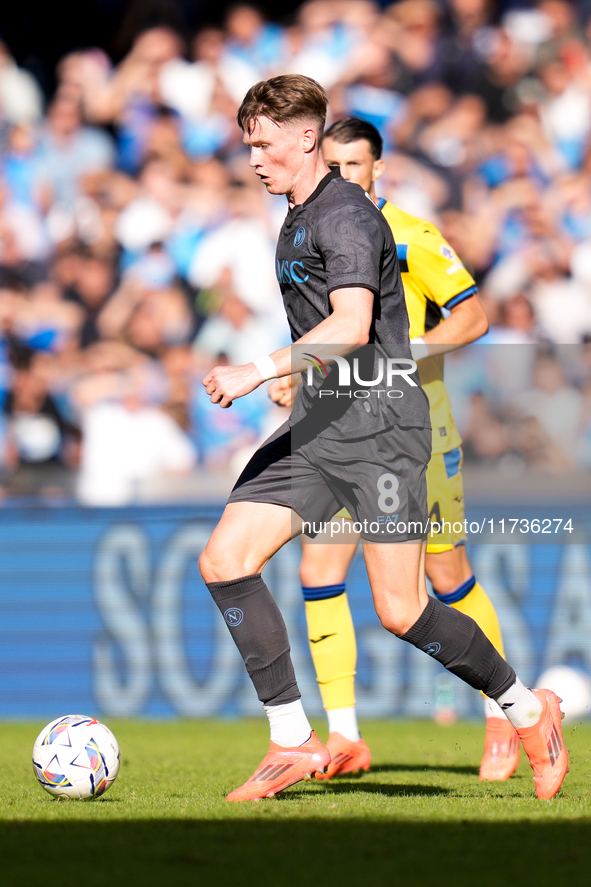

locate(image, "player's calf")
[[206, 573, 301, 708], [397, 597, 568, 798]]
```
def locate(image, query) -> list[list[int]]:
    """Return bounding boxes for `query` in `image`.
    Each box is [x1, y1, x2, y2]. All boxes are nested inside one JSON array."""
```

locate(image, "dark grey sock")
[[206, 573, 300, 706], [400, 597, 516, 698]]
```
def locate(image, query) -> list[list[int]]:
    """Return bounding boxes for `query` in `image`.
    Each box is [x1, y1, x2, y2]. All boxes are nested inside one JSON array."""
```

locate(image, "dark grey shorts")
[[228, 420, 430, 543]]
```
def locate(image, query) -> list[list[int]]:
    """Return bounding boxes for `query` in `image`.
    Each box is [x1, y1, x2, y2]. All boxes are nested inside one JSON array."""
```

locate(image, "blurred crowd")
[[446, 342, 591, 475], [2, 0, 591, 502]]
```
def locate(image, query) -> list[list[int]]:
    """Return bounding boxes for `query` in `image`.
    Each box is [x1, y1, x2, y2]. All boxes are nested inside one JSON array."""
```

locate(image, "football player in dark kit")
[[200, 74, 567, 802]]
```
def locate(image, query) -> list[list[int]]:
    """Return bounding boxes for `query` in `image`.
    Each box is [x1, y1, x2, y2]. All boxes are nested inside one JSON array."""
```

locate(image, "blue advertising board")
[[0, 504, 590, 719]]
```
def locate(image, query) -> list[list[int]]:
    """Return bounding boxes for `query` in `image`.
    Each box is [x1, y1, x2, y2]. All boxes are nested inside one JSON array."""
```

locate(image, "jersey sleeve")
[[407, 225, 477, 310], [314, 203, 386, 295]]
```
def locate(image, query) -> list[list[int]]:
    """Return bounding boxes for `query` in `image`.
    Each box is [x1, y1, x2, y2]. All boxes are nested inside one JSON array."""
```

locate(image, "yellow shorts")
[[426, 446, 465, 553], [335, 446, 465, 553]]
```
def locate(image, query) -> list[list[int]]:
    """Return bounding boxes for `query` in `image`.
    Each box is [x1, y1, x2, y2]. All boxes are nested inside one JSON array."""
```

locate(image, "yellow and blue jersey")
[[378, 199, 478, 454]]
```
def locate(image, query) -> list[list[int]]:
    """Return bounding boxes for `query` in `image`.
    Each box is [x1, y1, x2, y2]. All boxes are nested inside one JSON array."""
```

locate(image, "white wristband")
[[253, 355, 278, 382], [410, 337, 429, 361]]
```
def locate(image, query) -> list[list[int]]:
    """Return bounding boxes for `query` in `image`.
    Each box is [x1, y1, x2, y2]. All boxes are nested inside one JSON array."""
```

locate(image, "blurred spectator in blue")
[[482, 293, 537, 344], [343, 39, 406, 150], [284, 0, 364, 90], [160, 25, 252, 138], [37, 98, 115, 222], [84, 27, 185, 174], [10, 280, 83, 353], [192, 349, 268, 471], [73, 351, 195, 505], [538, 52, 591, 170], [1, 124, 42, 208], [0, 178, 50, 285], [224, 4, 285, 77], [188, 181, 284, 324]]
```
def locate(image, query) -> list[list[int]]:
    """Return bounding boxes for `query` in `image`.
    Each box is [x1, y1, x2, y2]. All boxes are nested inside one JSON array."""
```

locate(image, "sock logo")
[[223, 607, 244, 627], [423, 641, 442, 656], [309, 634, 337, 644]]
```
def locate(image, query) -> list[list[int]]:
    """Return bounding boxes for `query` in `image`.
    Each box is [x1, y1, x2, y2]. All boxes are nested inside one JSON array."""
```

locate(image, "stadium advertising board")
[[0, 505, 590, 720]]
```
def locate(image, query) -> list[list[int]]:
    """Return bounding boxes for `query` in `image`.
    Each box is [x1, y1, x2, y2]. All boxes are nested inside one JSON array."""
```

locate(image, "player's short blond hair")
[[237, 74, 328, 137]]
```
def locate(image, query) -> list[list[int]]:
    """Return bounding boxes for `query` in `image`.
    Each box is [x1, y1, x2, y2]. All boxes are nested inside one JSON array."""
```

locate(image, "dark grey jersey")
[[277, 170, 408, 344], [276, 171, 430, 437]]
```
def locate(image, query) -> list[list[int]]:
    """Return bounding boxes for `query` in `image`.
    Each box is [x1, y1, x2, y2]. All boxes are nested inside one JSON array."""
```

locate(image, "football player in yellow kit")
[[270, 117, 520, 782]]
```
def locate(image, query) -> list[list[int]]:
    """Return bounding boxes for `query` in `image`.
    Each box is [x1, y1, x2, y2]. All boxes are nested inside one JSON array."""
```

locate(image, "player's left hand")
[[203, 362, 264, 408], [268, 375, 298, 408]]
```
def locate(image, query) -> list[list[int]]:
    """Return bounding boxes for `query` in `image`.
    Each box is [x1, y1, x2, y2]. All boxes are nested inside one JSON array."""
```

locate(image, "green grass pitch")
[[1, 719, 590, 887]]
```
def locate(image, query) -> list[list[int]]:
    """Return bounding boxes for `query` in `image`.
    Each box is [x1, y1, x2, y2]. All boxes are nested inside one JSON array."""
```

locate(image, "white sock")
[[327, 706, 361, 742], [494, 678, 543, 729], [263, 700, 312, 747], [484, 696, 508, 720]]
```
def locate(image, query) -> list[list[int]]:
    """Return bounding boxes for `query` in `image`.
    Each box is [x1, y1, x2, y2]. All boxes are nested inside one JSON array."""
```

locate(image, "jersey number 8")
[[377, 473, 400, 513]]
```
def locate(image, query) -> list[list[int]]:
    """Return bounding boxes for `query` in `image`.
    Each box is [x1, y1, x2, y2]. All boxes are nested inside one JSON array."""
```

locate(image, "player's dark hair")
[[323, 116, 383, 160], [237, 75, 328, 137]]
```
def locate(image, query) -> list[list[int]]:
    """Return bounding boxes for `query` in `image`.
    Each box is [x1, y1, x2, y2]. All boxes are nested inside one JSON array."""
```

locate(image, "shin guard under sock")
[[400, 597, 516, 697], [207, 573, 300, 706]]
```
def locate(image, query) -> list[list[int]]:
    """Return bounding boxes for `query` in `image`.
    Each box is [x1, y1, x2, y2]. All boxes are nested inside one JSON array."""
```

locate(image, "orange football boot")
[[517, 689, 569, 800], [315, 732, 371, 780], [226, 731, 330, 801], [479, 718, 520, 781]]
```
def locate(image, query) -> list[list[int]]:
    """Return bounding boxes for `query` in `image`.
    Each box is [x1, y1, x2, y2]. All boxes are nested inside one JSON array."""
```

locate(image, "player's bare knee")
[[198, 546, 218, 583], [300, 537, 356, 586], [299, 565, 317, 587], [198, 545, 236, 583], [298, 555, 316, 587], [429, 571, 460, 595], [426, 549, 471, 594], [374, 591, 426, 636], [299, 562, 345, 587], [374, 603, 404, 636], [199, 544, 263, 583]]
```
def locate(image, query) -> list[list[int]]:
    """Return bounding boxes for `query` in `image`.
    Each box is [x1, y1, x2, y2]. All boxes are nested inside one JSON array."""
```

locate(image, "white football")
[[32, 714, 120, 800], [536, 666, 591, 723]]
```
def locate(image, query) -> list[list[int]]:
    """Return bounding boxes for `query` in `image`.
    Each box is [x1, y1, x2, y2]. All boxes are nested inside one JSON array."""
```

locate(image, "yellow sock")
[[303, 589, 356, 711], [450, 580, 505, 658]]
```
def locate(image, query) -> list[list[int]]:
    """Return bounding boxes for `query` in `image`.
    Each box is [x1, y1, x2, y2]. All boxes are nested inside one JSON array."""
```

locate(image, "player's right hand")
[[268, 376, 296, 408], [203, 362, 263, 408]]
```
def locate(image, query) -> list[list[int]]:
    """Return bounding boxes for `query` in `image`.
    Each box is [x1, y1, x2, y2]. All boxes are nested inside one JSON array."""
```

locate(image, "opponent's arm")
[[421, 295, 488, 349], [406, 229, 488, 359], [203, 287, 374, 408]]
